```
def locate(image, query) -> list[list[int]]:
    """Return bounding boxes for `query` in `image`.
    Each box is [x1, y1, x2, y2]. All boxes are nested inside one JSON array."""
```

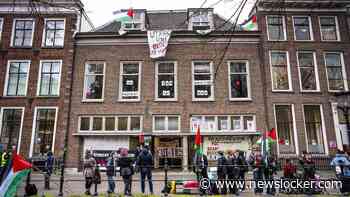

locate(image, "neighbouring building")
[[68, 8, 265, 171], [0, 0, 93, 161]]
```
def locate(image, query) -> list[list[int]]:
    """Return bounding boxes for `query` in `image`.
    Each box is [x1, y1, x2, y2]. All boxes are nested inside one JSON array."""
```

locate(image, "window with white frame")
[[32, 108, 57, 156], [303, 105, 325, 154], [5, 61, 30, 96], [79, 116, 142, 132], [293, 16, 313, 41], [12, 19, 34, 47], [270, 51, 291, 91], [191, 115, 256, 132], [320, 16, 339, 41], [153, 115, 180, 132], [0, 108, 24, 152], [229, 61, 250, 99], [324, 52, 348, 91], [121, 12, 142, 30], [119, 62, 141, 101], [155, 62, 177, 100], [192, 61, 214, 100], [266, 16, 286, 40], [43, 19, 65, 47], [191, 10, 211, 30], [83, 62, 105, 101], [0, 18, 3, 42], [297, 51, 319, 91], [38, 61, 62, 96], [274, 105, 296, 154]]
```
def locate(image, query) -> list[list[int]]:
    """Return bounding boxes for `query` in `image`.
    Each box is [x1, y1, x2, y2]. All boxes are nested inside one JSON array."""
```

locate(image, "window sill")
[[328, 90, 349, 93], [154, 98, 178, 102], [229, 98, 252, 102], [1, 95, 27, 98], [81, 99, 104, 103], [192, 98, 215, 102], [10, 46, 33, 49], [41, 46, 64, 49], [118, 99, 141, 103], [320, 40, 341, 42], [293, 40, 314, 42], [300, 90, 321, 94], [271, 90, 294, 93], [267, 40, 288, 42], [36, 95, 60, 98]]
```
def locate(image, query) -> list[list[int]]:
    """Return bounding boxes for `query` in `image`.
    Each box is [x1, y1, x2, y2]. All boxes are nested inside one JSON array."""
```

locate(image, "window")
[[4, 61, 30, 96], [266, 16, 286, 40], [303, 105, 326, 154], [191, 11, 210, 30], [275, 105, 296, 154], [153, 116, 180, 132], [79, 116, 142, 132], [119, 62, 141, 101], [83, 62, 105, 101], [192, 61, 214, 101], [0, 108, 24, 152], [121, 12, 142, 30], [31, 108, 57, 156], [155, 62, 177, 100], [43, 19, 65, 47], [12, 19, 34, 47], [228, 61, 250, 100], [191, 115, 256, 132], [0, 18, 3, 42], [270, 51, 291, 91], [297, 52, 319, 91], [38, 60, 62, 96], [320, 16, 339, 41], [324, 52, 348, 91], [293, 16, 313, 41]]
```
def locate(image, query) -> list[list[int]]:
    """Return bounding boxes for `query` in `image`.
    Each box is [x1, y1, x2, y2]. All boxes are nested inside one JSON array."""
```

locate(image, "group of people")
[[83, 146, 154, 196]]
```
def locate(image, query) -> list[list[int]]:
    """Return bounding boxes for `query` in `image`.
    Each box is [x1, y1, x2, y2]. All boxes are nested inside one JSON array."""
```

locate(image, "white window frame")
[[155, 61, 178, 101], [296, 51, 320, 92], [266, 15, 287, 41], [331, 102, 345, 151], [29, 106, 58, 157], [78, 115, 143, 132], [273, 104, 299, 156], [323, 52, 349, 92], [292, 16, 314, 41], [36, 60, 62, 97], [319, 16, 340, 42], [192, 61, 215, 101], [302, 104, 328, 155], [3, 60, 31, 97], [227, 60, 251, 101], [119, 61, 142, 102], [11, 18, 35, 47], [153, 115, 180, 132], [0, 18, 4, 42], [82, 61, 106, 102], [121, 12, 143, 31], [190, 10, 212, 30], [41, 18, 66, 47], [0, 107, 25, 154], [269, 51, 293, 92]]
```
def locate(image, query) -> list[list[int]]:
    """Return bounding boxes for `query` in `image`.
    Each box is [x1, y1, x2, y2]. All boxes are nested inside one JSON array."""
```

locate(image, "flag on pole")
[[139, 131, 144, 144], [241, 15, 258, 31], [114, 8, 134, 22], [0, 154, 32, 197], [194, 126, 202, 155]]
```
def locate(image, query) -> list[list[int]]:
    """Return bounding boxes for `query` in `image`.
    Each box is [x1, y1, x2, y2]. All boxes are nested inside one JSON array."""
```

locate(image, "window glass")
[[231, 116, 241, 130], [6, 61, 29, 96], [193, 62, 213, 100], [230, 62, 249, 98], [168, 117, 179, 131], [325, 53, 346, 91], [33, 109, 56, 156], [267, 16, 285, 40], [105, 117, 115, 131], [203, 116, 215, 132], [155, 117, 166, 131], [84, 63, 104, 100], [118, 117, 128, 131], [243, 116, 255, 131], [39, 61, 61, 96], [80, 117, 90, 131], [217, 116, 229, 131], [13, 19, 34, 47], [192, 11, 210, 30], [120, 63, 140, 100], [44, 19, 65, 47], [130, 117, 141, 131], [275, 105, 295, 154], [270, 51, 290, 90], [157, 62, 176, 99], [297, 52, 318, 91], [0, 109, 23, 151], [304, 105, 324, 153], [320, 16, 338, 41], [122, 12, 142, 30], [294, 16, 312, 40], [92, 117, 102, 131]]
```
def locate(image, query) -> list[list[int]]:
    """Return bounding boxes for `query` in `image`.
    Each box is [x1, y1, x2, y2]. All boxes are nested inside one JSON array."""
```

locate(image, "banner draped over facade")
[[147, 30, 172, 58]]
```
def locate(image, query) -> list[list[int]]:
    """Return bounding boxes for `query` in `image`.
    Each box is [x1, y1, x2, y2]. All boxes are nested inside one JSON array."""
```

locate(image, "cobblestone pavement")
[[17, 170, 340, 196]]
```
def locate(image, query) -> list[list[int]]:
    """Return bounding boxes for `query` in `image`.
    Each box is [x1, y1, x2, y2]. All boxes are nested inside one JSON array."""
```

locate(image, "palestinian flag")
[[256, 128, 277, 145], [241, 15, 258, 31], [114, 8, 134, 22], [194, 126, 203, 155], [0, 154, 32, 197]]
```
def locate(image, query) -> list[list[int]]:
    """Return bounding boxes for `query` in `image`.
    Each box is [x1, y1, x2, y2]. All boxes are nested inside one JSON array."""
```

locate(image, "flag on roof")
[[114, 8, 134, 22], [194, 126, 203, 155], [0, 154, 32, 197], [241, 15, 258, 31]]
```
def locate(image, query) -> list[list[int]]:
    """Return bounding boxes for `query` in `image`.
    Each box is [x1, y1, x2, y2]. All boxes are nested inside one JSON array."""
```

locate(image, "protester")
[[248, 151, 264, 194], [217, 150, 227, 194], [237, 150, 248, 192], [118, 148, 133, 196], [83, 151, 96, 195], [299, 151, 315, 180], [264, 155, 277, 195], [283, 159, 297, 179], [44, 151, 54, 189], [331, 149, 350, 194], [136, 146, 154, 194], [193, 152, 208, 195], [93, 164, 101, 196], [226, 150, 238, 195], [106, 152, 116, 194]]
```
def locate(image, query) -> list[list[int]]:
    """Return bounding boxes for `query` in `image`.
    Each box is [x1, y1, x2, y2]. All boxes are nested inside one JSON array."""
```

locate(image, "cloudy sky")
[[81, 0, 256, 28]]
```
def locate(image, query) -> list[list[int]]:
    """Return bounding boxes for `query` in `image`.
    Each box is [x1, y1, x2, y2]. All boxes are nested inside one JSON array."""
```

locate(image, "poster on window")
[[158, 76, 174, 98], [147, 30, 172, 59]]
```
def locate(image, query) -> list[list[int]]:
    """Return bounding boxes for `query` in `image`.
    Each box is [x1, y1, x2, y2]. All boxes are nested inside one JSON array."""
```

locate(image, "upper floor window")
[[11, 19, 35, 47], [83, 62, 105, 101], [228, 61, 250, 100], [43, 19, 65, 47], [0, 18, 3, 42], [266, 16, 286, 41], [269, 51, 292, 91], [324, 52, 348, 92], [319, 16, 340, 41], [191, 11, 211, 30], [153, 115, 180, 132], [4, 60, 30, 96], [297, 51, 320, 92], [303, 105, 326, 154], [37, 60, 62, 96], [293, 16, 313, 41], [119, 62, 141, 101], [79, 116, 142, 132], [155, 61, 177, 101], [192, 61, 214, 101], [0, 108, 24, 152], [121, 12, 142, 30]]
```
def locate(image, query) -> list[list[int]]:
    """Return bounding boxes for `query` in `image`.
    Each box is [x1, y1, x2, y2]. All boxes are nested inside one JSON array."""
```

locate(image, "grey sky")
[[81, 0, 256, 28]]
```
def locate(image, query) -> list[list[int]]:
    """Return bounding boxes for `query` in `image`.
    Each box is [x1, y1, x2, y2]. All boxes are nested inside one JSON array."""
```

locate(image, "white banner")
[[147, 30, 172, 59]]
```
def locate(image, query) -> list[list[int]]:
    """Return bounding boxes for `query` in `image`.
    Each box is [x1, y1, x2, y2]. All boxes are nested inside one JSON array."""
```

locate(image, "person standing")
[[264, 155, 277, 195], [93, 164, 101, 196], [193, 153, 208, 196], [226, 150, 238, 195], [249, 151, 264, 194], [83, 151, 96, 195], [136, 146, 154, 194], [106, 152, 116, 194], [118, 148, 133, 196], [237, 151, 248, 191], [217, 151, 227, 194], [44, 151, 54, 189]]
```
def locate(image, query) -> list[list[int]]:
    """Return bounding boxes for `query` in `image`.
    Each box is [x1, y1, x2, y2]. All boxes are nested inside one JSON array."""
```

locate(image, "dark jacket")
[[106, 156, 116, 177], [217, 155, 227, 178], [118, 157, 133, 176], [136, 149, 153, 169], [45, 153, 54, 175]]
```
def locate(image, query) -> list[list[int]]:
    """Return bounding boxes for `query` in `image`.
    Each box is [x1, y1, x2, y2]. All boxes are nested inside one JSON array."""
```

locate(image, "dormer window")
[[121, 12, 143, 30], [189, 9, 213, 31]]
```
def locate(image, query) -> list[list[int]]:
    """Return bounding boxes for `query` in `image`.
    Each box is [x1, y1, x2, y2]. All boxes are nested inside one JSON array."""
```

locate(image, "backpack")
[[25, 184, 38, 196]]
